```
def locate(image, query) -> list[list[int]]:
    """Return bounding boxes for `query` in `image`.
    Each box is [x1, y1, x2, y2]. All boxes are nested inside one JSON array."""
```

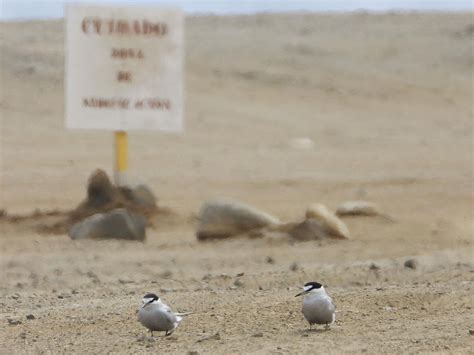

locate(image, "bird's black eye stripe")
[[303, 282, 322, 290], [143, 293, 159, 301]]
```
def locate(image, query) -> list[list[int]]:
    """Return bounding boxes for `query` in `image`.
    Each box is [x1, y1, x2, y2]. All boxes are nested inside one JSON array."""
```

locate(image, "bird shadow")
[[292, 328, 331, 336]]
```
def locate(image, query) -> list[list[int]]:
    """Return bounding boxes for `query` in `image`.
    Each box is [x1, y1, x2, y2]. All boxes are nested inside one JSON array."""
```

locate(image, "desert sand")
[[0, 12, 473, 354]]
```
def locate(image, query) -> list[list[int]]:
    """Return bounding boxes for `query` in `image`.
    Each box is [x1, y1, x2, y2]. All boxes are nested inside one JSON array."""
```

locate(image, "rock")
[[288, 219, 330, 241], [196, 332, 221, 343], [7, 318, 22, 325], [404, 259, 418, 270], [26, 314, 35, 320], [265, 256, 275, 264], [64, 170, 160, 235], [290, 262, 299, 271], [68, 208, 146, 241], [288, 137, 314, 150], [86, 169, 117, 207], [305, 203, 350, 239], [233, 279, 244, 287], [369, 263, 380, 270], [196, 199, 280, 240], [469, 329, 474, 335], [126, 184, 157, 208], [336, 201, 380, 217]]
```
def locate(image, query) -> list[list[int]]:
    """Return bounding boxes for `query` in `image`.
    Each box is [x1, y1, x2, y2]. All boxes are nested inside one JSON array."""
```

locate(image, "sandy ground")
[[1, 12, 473, 354]]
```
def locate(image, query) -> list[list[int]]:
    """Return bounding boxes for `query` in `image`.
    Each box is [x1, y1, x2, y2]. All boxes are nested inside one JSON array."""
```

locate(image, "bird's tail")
[[175, 311, 193, 322]]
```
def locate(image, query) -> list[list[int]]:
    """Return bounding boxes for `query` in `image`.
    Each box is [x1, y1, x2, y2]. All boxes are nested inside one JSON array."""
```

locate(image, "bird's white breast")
[[302, 291, 335, 325]]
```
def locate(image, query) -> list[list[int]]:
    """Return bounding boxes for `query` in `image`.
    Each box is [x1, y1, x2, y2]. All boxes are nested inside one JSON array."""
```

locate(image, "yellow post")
[[114, 131, 128, 186]]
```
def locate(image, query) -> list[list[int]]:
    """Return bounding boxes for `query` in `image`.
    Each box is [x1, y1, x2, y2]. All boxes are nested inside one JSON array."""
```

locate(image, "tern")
[[138, 293, 190, 337], [295, 281, 336, 330]]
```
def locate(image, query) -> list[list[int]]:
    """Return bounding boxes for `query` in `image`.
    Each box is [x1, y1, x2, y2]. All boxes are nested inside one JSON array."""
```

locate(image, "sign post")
[[114, 131, 128, 185], [65, 4, 184, 186]]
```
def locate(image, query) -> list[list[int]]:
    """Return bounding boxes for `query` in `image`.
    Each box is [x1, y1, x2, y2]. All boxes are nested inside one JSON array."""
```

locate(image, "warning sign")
[[65, 4, 184, 131]]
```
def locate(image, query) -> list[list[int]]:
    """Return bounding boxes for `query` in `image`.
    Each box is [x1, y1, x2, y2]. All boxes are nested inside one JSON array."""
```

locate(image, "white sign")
[[65, 4, 184, 131]]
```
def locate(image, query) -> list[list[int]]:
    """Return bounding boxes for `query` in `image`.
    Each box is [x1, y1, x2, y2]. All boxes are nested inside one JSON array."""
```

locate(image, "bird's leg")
[[309, 324, 312, 331], [149, 330, 154, 338], [325, 323, 330, 331]]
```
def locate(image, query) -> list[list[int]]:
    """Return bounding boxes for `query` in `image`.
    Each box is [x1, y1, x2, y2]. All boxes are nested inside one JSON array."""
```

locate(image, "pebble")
[[404, 259, 418, 269], [26, 314, 35, 320], [233, 279, 244, 287], [196, 332, 221, 343], [7, 318, 22, 325], [369, 263, 380, 270]]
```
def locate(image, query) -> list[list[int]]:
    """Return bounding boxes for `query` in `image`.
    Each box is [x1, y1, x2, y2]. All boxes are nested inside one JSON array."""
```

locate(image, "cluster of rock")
[[66, 169, 158, 241], [195, 199, 378, 242], [63, 170, 384, 243]]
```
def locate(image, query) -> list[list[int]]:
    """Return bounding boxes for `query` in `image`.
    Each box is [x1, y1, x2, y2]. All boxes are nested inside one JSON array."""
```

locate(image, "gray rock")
[[128, 184, 157, 208], [287, 219, 331, 241], [86, 169, 116, 208], [196, 199, 280, 240], [68, 208, 146, 241], [404, 258, 418, 269], [7, 318, 22, 325]]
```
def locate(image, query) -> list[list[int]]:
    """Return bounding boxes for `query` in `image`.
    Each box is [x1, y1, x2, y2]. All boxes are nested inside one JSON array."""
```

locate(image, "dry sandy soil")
[[1, 12, 473, 354]]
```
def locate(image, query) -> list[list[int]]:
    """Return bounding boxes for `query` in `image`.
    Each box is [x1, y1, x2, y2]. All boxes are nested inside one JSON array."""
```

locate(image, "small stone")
[[404, 259, 418, 270], [236, 272, 245, 277], [252, 332, 264, 337], [290, 262, 299, 271], [469, 329, 474, 335], [233, 279, 244, 287], [7, 318, 22, 325], [118, 279, 134, 284], [26, 314, 35, 320], [266, 256, 275, 264], [336, 201, 380, 217], [369, 263, 380, 270], [188, 351, 199, 355], [288, 137, 314, 150], [19, 332, 27, 339], [196, 332, 221, 343]]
